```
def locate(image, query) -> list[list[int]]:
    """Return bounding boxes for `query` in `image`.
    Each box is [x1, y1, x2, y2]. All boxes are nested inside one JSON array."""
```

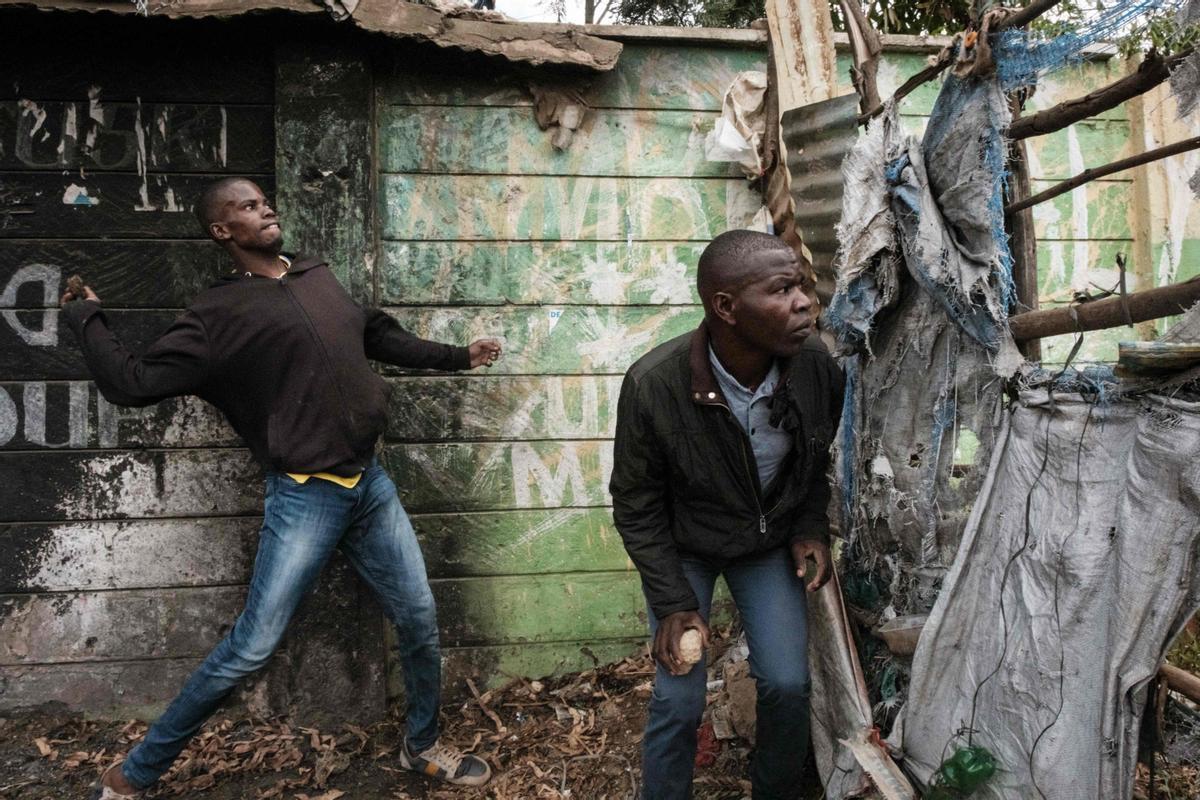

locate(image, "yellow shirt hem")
[[286, 472, 363, 489]]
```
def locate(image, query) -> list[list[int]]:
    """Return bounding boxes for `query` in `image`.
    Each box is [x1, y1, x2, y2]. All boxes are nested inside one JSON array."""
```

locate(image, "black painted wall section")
[[0, 10, 385, 725]]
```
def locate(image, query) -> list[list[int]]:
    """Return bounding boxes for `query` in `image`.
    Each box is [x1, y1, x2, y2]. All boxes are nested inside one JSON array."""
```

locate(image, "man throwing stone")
[[610, 229, 844, 799], [62, 178, 498, 797]]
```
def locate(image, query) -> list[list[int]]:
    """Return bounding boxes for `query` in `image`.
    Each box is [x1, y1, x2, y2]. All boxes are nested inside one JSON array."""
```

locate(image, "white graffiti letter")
[[97, 392, 154, 448], [0, 263, 62, 346], [0, 385, 17, 446], [23, 382, 89, 448], [510, 442, 588, 507]]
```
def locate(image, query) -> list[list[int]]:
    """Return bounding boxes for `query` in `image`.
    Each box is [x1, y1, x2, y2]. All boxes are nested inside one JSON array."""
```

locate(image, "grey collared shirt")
[[708, 346, 793, 492]]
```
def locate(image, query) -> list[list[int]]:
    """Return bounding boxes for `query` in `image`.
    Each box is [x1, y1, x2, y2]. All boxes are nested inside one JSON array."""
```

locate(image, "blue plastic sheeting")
[[995, 0, 1178, 89]]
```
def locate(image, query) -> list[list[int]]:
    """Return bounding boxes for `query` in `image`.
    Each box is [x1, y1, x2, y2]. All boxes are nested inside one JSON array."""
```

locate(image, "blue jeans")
[[122, 464, 441, 789], [642, 547, 811, 800]]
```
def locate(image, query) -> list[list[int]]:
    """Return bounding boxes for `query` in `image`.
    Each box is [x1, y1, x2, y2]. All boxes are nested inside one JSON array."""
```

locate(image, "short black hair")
[[194, 177, 252, 233], [697, 229, 791, 301]]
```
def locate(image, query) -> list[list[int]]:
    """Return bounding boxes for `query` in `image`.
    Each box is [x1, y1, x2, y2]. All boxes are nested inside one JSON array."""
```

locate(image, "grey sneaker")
[[87, 763, 141, 799], [398, 739, 492, 786]]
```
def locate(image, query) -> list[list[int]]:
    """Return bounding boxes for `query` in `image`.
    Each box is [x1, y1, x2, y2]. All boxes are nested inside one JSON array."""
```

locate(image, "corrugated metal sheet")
[[782, 94, 860, 303]]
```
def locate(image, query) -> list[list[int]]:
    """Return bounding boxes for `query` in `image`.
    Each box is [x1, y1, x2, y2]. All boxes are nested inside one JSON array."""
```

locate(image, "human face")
[[726, 248, 815, 357], [210, 181, 283, 252]]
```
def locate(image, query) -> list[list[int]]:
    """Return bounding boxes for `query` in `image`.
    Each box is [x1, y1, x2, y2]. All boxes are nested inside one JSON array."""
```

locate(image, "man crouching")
[[610, 230, 844, 799]]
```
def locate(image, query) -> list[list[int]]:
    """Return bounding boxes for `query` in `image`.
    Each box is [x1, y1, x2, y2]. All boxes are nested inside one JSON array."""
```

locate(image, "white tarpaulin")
[[893, 389, 1200, 798]]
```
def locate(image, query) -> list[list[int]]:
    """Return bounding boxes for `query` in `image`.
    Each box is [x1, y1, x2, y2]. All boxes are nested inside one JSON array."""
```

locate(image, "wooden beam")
[[273, 36, 387, 725], [1161, 663, 1200, 705], [1005, 136, 1200, 215], [1009, 51, 1189, 140], [275, 40, 375, 302], [1008, 278, 1200, 342], [1006, 131, 1041, 360]]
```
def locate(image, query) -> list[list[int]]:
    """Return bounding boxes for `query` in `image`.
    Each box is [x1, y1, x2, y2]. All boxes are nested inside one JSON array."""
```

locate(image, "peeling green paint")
[[414, 509, 629, 577], [380, 174, 759, 241], [381, 241, 700, 305], [371, 39, 1200, 692], [379, 106, 735, 178], [382, 306, 702, 375], [385, 441, 613, 513]]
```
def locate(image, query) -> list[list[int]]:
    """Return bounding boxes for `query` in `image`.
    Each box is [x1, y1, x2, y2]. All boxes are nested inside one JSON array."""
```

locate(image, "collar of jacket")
[[687, 321, 793, 412], [211, 253, 327, 287]]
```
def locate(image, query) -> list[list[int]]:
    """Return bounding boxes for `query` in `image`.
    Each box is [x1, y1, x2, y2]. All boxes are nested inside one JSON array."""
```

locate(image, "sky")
[[493, 0, 620, 24]]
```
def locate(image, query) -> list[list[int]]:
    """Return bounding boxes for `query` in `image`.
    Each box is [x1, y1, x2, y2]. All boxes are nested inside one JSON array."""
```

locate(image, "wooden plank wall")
[[372, 43, 764, 692]]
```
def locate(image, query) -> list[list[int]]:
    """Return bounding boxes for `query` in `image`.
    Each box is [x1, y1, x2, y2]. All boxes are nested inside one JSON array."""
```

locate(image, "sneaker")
[[398, 738, 492, 786], [87, 763, 140, 799]]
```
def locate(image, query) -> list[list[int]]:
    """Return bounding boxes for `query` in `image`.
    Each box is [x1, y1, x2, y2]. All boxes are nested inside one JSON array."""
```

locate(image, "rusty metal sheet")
[[782, 93, 860, 302]]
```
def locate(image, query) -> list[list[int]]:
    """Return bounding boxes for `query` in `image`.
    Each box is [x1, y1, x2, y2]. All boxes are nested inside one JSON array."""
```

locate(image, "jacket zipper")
[[279, 276, 357, 440], [713, 401, 782, 535]]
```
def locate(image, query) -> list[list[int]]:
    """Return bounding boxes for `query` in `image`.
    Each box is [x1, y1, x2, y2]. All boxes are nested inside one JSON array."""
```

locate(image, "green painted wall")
[[373, 43, 763, 693], [373, 41, 1199, 694]]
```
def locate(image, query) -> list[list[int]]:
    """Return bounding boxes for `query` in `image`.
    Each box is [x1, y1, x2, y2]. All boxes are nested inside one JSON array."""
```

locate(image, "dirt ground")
[[0, 649, 814, 800], [3, 643, 1195, 800]]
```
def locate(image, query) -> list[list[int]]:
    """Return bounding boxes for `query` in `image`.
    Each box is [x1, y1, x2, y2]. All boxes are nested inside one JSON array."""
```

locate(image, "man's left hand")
[[790, 539, 832, 593], [468, 339, 503, 369]]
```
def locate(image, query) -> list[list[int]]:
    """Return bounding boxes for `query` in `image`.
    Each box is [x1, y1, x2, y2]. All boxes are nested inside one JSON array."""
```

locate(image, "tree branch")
[[857, 48, 953, 123], [1005, 135, 1200, 215], [1009, 50, 1191, 140], [855, 0, 1063, 124], [995, 0, 1062, 31], [838, 0, 884, 114]]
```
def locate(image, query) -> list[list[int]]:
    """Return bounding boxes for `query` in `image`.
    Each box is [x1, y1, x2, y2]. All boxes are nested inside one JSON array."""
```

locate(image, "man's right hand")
[[60, 283, 100, 306], [652, 610, 710, 676]]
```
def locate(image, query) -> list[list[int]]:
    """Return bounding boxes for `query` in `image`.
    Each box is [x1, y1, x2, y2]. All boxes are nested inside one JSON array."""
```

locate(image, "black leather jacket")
[[609, 323, 844, 619]]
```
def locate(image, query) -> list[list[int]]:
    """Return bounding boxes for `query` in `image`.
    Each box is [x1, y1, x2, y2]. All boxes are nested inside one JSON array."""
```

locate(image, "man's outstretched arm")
[[610, 372, 708, 675], [61, 285, 211, 407], [362, 309, 501, 370]]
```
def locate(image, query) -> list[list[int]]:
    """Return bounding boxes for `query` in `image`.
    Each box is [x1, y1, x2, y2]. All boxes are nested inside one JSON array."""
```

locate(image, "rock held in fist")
[[66, 275, 86, 298], [679, 628, 703, 665]]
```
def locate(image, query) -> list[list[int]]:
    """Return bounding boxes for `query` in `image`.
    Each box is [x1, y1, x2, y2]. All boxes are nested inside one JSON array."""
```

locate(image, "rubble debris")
[[530, 87, 589, 151]]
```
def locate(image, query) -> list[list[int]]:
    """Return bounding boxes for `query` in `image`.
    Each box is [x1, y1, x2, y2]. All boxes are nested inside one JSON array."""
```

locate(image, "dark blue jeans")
[[642, 546, 811, 800], [122, 464, 441, 789]]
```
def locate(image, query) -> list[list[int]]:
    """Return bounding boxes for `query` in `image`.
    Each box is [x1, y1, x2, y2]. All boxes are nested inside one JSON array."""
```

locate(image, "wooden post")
[[1128, 59, 1161, 342], [1007, 112, 1041, 361], [765, 0, 839, 113], [273, 36, 388, 726]]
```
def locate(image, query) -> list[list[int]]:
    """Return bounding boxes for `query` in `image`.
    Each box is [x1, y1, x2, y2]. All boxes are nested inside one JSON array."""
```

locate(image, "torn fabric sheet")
[[827, 75, 1020, 370], [809, 571, 914, 799], [894, 74, 1016, 357], [893, 390, 1200, 799], [704, 71, 768, 179], [826, 106, 903, 353]]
